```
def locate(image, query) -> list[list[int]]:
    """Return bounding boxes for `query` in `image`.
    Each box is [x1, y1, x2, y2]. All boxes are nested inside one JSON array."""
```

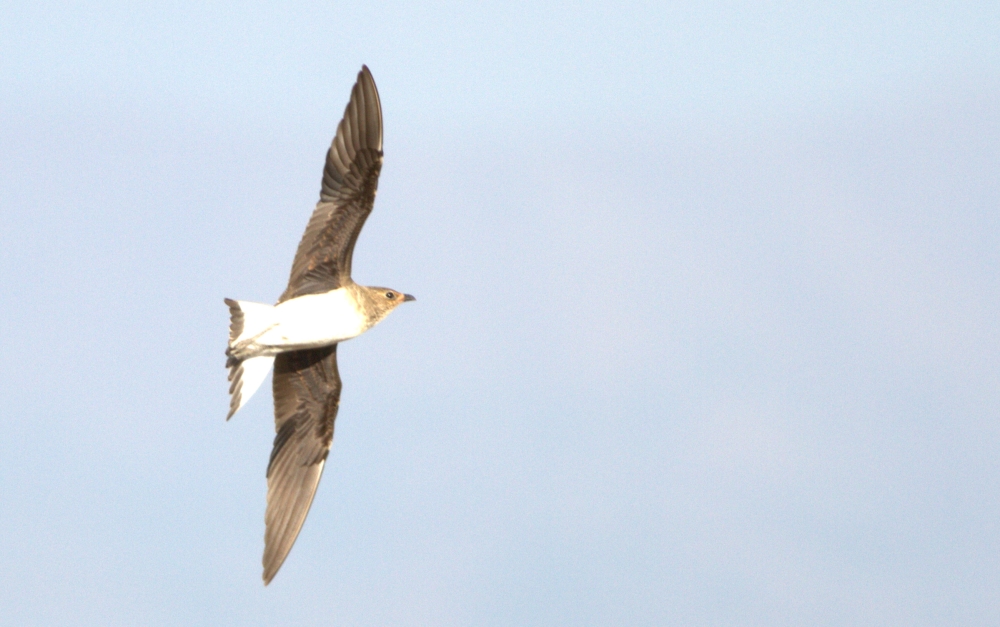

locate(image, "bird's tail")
[[224, 298, 276, 419]]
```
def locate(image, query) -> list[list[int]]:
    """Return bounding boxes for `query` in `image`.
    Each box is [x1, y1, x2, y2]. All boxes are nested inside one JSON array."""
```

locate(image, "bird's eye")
[[386, 292, 395, 299]]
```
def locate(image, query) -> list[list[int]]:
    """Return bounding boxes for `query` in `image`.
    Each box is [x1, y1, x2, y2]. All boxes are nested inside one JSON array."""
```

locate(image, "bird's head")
[[360, 286, 416, 322]]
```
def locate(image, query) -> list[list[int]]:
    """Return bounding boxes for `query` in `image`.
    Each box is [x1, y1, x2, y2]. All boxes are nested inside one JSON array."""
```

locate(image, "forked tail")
[[224, 298, 276, 419]]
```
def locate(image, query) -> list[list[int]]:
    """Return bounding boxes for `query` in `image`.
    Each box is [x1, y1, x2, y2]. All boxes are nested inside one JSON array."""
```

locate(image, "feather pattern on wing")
[[279, 66, 383, 303], [262, 344, 341, 584]]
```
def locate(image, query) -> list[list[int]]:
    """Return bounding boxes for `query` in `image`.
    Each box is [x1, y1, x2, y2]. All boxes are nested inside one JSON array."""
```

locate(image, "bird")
[[223, 65, 414, 585]]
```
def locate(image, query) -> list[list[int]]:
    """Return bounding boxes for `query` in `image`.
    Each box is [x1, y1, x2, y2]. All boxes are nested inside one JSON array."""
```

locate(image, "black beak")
[[403, 294, 416, 302]]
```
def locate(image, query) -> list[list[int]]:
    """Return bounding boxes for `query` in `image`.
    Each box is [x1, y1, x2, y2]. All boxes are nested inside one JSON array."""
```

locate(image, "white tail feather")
[[227, 355, 275, 419], [229, 300, 277, 345]]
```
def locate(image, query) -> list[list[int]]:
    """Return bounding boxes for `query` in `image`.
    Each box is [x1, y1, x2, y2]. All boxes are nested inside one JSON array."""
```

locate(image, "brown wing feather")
[[262, 345, 341, 584], [279, 66, 383, 303]]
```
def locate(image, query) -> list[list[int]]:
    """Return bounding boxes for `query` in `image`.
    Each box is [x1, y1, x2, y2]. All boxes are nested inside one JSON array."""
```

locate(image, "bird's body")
[[223, 66, 413, 584], [227, 287, 372, 360]]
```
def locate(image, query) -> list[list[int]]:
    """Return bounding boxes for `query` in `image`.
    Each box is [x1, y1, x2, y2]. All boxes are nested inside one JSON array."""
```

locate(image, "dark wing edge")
[[262, 345, 342, 585], [279, 65, 384, 303]]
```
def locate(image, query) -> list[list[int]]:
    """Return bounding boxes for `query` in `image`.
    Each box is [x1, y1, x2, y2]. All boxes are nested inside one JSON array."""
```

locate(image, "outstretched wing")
[[262, 345, 341, 584], [279, 65, 383, 303]]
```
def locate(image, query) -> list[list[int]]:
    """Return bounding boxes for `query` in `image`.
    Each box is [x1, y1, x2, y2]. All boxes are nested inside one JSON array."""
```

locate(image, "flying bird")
[[223, 66, 414, 585]]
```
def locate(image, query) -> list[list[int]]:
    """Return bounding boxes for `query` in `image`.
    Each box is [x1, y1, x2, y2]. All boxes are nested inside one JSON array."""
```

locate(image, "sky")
[[1, 2, 999, 625]]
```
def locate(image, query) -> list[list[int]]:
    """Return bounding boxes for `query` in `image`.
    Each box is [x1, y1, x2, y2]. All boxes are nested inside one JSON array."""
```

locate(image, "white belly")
[[255, 289, 368, 351]]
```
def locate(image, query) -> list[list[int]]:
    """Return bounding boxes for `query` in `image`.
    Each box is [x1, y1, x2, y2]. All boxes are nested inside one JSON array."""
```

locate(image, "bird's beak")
[[403, 294, 416, 302]]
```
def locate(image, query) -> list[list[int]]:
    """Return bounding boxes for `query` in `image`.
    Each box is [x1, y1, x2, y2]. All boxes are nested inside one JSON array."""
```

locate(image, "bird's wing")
[[262, 344, 341, 584], [279, 65, 383, 303]]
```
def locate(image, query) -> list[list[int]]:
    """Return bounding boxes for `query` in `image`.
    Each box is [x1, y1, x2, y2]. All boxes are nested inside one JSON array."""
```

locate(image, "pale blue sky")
[[2, 2, 999, 625]]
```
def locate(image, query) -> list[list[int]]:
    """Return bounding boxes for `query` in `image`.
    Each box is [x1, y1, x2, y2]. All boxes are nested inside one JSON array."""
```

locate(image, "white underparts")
[[230, 289, 368, 358]]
